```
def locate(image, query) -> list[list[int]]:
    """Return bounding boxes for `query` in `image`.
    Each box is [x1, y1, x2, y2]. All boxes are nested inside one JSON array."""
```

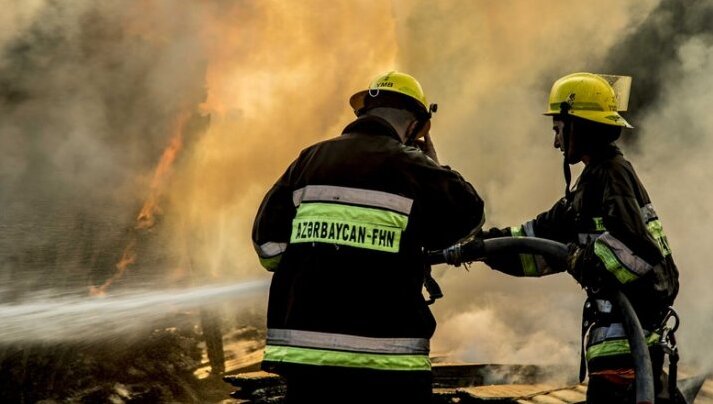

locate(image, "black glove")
[[480, 227, 519, 272], [566, 243, 606, 288], [480, 226, 507, 239], [566, 243, 585, 283]]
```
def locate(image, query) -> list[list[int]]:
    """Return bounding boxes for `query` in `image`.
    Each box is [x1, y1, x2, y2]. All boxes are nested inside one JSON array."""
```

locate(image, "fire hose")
[[428, 236, 655, 404]]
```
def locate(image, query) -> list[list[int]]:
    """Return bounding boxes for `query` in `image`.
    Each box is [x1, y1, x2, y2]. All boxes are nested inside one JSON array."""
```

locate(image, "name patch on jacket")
[[290, 202, 408, 253]]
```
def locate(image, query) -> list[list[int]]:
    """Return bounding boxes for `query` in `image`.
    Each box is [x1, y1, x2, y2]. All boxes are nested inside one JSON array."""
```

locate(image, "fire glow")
[[90, 112, 191, 297]]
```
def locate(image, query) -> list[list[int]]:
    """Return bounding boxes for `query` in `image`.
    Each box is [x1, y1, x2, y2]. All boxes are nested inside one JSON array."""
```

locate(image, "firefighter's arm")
[[433, 168, 485, 248], [252, 161, 300, 272], [483, 198, 572, 277]]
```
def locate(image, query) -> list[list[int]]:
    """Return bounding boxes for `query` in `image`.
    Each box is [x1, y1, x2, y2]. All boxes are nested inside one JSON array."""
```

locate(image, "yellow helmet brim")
[[545, 109, 633, 128]]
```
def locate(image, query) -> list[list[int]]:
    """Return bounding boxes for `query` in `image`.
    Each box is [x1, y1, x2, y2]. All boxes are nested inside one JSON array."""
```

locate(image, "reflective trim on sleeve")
[[639, 204, 672, 257], [267, 329, 429, 355], [259, 255, 282, 271], [255, 241, 288, 258], [522, 220, 536, 237], [594, 233, 653, 284], [647, 220, 672, 257], [263, 345, 431, 371], [640, 203, 658, 223], [511, 225, 538, 276], [290, 202, 408, 253], [592, 217, 606, 232], [292, 185, 413, 214]]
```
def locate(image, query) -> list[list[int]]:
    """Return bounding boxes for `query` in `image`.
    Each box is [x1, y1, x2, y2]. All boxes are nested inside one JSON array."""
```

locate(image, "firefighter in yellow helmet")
[[481, 73, 680, 403], [253, 71, 484, 403]]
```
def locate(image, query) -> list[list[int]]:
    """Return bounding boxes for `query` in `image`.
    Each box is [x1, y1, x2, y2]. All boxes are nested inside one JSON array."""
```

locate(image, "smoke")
[[0, 1, 210, 293], [1, 0, 712, 379], [0, 1, 397, 296], [630, 25, 713, 372], [165, 1, 398, 281], [600, 0, 713, 130]]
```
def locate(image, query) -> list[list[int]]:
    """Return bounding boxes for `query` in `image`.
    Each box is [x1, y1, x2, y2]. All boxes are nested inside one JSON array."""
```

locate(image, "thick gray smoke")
[[601, 0, 713, 130], [0, 1, 209, 295]]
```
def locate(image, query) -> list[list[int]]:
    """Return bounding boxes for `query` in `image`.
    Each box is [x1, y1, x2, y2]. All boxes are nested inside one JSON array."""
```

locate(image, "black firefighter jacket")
[[485, 144, 679, 373], [252, 115, 485, 375]]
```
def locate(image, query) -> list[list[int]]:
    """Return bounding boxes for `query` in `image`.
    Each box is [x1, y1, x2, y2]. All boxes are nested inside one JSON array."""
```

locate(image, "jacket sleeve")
[[252, 159, 300, 271], [575, 166, 666, 287], [484, 198, 573, 277], [420, 166, 485, 250]]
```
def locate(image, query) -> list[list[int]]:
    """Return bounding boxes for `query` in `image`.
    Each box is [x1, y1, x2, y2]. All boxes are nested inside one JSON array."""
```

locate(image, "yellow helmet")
[[349, 71, 433, 117], [545, 72, 633, 128]]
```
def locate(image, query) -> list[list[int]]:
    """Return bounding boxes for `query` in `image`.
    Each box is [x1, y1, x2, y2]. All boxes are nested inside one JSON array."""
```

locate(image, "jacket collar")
[[341, 115, 403, 142], [587, 143, 623, 165]]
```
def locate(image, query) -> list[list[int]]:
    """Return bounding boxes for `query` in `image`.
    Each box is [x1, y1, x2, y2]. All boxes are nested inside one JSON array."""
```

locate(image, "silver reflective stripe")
[[640, 203, 658, 223], [267, 328, 429, 355], [578, 233, 601, 245], [256, 241, 287, 258], [595, 299, 613, 313], [523, 220, 536, 237], [292, 185, 413, 214], [521, 221, 559, 275], [598, 232, 653, 276], [588, 323, 654, 346]]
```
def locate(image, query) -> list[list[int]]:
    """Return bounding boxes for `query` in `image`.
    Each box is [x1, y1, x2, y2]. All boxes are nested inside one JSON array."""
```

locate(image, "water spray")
[[0, 279, 269, 344]]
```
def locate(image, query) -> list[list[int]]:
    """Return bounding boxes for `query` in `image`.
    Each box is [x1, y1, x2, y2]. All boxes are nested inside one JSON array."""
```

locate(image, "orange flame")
[[90, 111, 191, 296], [136, 119, 187, 230]]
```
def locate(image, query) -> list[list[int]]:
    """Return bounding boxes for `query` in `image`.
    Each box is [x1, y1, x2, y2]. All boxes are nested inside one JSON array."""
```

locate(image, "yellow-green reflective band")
[[594, 240, 639, 284], [520, 254, 538, 276], [290, 203, 408, 253], [586, 333, 660, 361], [263, 345, 431, 371], [259, 255, 282, 271], [592, 217, 606, 232], [510, 226, 524, 237], [647, 220, 672, 256], [510, 226, 538, 276]]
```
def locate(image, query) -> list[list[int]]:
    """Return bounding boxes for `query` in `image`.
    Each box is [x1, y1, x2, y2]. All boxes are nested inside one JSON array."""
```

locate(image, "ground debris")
[[0, 318, 214, 403]]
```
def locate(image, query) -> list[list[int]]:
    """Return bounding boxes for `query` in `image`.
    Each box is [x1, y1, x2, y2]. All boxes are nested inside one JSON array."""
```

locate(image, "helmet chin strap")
[[560, 102, 573, 201]]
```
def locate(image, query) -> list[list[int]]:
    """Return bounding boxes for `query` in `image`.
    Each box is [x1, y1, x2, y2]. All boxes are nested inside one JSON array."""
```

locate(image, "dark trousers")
[[283, 366, 432, 404]]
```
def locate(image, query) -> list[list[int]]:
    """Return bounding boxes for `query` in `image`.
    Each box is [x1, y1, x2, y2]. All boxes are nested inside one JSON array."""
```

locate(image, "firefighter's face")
[[553, 119, 565, 152], [553, 118, 581, 164]]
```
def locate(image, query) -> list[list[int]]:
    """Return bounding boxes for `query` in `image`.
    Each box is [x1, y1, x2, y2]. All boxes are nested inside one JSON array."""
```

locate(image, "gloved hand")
[[479, 226, 507, 239], [480, 227, 516, 271], [566, 243, 605, 288]]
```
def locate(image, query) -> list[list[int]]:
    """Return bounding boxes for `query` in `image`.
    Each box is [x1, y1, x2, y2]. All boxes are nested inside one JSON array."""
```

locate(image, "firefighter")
[[252, 71, 485, 403], [481, 72, 680, 403]]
